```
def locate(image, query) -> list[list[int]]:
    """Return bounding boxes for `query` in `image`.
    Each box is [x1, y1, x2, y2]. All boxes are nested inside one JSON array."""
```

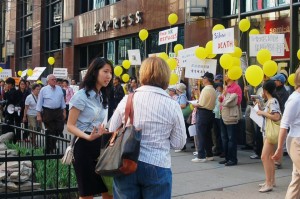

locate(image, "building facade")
[[2, 0, 300, 80]]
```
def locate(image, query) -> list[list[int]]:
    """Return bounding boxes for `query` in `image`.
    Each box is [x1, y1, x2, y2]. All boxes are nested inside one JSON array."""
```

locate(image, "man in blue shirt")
[[36, 74, 66, 154]]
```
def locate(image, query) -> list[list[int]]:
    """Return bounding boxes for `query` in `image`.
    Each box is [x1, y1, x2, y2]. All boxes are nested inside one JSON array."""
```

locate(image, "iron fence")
[[0, 122, 79, 199]]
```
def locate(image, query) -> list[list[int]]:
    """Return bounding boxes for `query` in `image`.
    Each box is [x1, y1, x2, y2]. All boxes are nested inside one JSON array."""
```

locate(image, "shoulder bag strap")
[[32, 94, 37, 104], [125, 93, 135, 125]]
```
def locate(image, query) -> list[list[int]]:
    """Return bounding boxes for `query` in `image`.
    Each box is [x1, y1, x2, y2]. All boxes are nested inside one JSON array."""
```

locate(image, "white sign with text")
[[213, 28, 235, 54], [177, 46, 198, 68], [185, 59, 217, 79], [158, 27, 178, 45], [53, 68, 68, 79], [27, 67, 47, 81], [249, 34, 285, 57], [0, 69, 12, 79]]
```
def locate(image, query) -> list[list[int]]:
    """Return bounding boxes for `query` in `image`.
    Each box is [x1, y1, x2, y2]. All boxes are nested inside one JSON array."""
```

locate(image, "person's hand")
[[23, 116, 27, 123], [272, 148, 283, 161], [63, 110, 66, 120], [37, 114, 42, 122], [256, 110, 264, 116], [87, 124, 107, 141], [244, 86, 249, 92]]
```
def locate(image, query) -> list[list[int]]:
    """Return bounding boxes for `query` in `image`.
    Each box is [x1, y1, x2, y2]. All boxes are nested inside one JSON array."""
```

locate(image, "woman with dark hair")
[[67, 57, 113, 199], [16, 79, 31, 136], [256, 80, 281, 193]]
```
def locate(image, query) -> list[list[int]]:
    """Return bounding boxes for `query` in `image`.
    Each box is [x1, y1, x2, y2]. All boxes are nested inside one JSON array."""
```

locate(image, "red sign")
[[265, 18, 290, 60]]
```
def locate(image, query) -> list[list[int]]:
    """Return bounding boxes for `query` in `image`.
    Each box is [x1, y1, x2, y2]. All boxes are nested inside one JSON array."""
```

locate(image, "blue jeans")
[[221, 119, 238, 163], [113, 161, 172, 199]]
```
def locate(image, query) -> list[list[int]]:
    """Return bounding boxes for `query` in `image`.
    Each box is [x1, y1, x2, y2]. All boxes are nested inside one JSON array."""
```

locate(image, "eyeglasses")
[[50, 78, 57, 81]]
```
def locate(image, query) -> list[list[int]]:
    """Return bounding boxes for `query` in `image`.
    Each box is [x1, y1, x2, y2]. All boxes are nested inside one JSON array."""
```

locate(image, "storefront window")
[[228, 10, 290, 67], [107, 41, 115, 64], [246, 0, 289, 12], [117, 38, 132, 64]]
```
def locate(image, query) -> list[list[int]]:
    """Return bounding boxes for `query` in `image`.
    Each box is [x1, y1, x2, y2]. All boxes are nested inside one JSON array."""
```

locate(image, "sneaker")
[[219, 160, 227, 164], [206, 156, 214, 161], [225, 160, 237, 166], [250, 154, 260, 159], [193, 151, 198, 156], [191, 158, 207, 163]]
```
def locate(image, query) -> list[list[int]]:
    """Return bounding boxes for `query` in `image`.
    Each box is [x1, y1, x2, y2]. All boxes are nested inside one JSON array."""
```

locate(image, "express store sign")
[[95, 11, 142, 33], [265, 18, 290, 59]]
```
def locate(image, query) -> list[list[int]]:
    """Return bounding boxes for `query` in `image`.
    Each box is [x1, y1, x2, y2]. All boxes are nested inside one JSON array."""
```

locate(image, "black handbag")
[[95, 93, 142, 176]]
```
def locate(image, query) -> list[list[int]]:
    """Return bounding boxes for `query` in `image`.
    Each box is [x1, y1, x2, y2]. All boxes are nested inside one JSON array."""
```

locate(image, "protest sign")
[[249, 34, 285, 57], [0, 69, 12, 79], [178, 46, 198, 68], [53, 68, 68, 79], [27, 67, 47, 81], [213, 28, 235, 54], [185, 59, 217, 79], [158, 27, 178, 45], [128, 49, 141, 65]]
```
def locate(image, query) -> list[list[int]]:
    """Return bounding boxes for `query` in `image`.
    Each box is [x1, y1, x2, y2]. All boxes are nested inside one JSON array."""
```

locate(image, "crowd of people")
[[0, 56, 300, 198]]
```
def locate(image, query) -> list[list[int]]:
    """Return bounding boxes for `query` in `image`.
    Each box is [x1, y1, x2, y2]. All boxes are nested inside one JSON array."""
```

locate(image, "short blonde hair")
[[295, 67, 300, 89], [139, 57, 171, 89]]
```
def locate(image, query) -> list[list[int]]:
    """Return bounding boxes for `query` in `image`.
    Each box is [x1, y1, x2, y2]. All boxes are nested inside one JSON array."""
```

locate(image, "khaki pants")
[[285, 136, 300, 199]]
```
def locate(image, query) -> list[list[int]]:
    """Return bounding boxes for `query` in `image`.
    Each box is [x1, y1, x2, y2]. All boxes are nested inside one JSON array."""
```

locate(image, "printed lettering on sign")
[[212, 28, 235, 54], [249, 34, 285, 57], [158, 27, 178, 45]]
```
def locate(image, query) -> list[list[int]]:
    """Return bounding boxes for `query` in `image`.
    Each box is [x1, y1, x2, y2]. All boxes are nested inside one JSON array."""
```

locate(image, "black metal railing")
[[0, 122, 78, 199]]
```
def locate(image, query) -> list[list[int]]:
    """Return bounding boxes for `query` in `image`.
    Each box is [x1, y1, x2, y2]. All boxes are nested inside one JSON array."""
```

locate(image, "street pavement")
[[171, 144, 292, 199]]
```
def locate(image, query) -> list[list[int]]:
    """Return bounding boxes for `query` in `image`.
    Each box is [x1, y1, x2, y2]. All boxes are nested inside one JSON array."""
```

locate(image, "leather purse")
[[95, 93, 142, 176]]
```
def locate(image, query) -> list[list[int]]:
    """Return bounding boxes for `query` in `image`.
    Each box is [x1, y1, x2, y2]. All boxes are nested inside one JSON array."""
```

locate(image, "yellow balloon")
[[48, 57, 55, 65], [168, 13, 178, 25], [139, 29, 149, 41], [195, 47, 208, 60], [167, 58, 177, 70], [288, 73, 295, 86], [36, 80, 43, 84], [27, 69, 33, 76], [174, 44, 183, 55], [263, 60, 277, 77], [169, 73, 179, 85], [212, 24, 225, 32], [114, 66, 123, 77], [207, 54, 217, 59], [189, 103, 194, 110], [228, 66, 242, 80], [239, 19, 251, 32], [17, 70, 22, 77], [0, 67, 3, 73], [230, 47, 242, 58], [122, 74, 130, 83], [257, 49, 271, 65], [245, 65, 264, 87], [230, 57, 241, 68], [158, 52, 169, 61], [122, 60, 131, 69], [205, 41, 213, 55], [297, 49, 300, 60], [249, 29, 260, 35], [220, 54, 233, 69]]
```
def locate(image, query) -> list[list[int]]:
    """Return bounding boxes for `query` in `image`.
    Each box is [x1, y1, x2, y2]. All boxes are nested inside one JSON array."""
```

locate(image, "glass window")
[[25, 15, 33, 31], [88, 44, 103, 63], [117, 38, 131, 64], [80, 46, 88, 69], [94, 0, 106, 9], [50, 26, 60, 50], [231, 0, 239, 14], [51, 2, 62, 26], [107, 41, 115, 64]]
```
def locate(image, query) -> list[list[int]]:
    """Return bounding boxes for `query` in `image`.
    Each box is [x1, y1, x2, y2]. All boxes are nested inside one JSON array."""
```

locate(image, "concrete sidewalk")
[[171, 147, 292, 199]]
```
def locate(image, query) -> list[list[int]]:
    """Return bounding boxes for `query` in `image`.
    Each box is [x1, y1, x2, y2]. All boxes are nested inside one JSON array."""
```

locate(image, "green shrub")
[[5, 143, 77, 189]]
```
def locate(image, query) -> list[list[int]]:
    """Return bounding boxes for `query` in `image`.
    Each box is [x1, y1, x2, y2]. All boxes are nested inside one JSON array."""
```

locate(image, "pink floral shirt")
[[64, 86, 74, 105]]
